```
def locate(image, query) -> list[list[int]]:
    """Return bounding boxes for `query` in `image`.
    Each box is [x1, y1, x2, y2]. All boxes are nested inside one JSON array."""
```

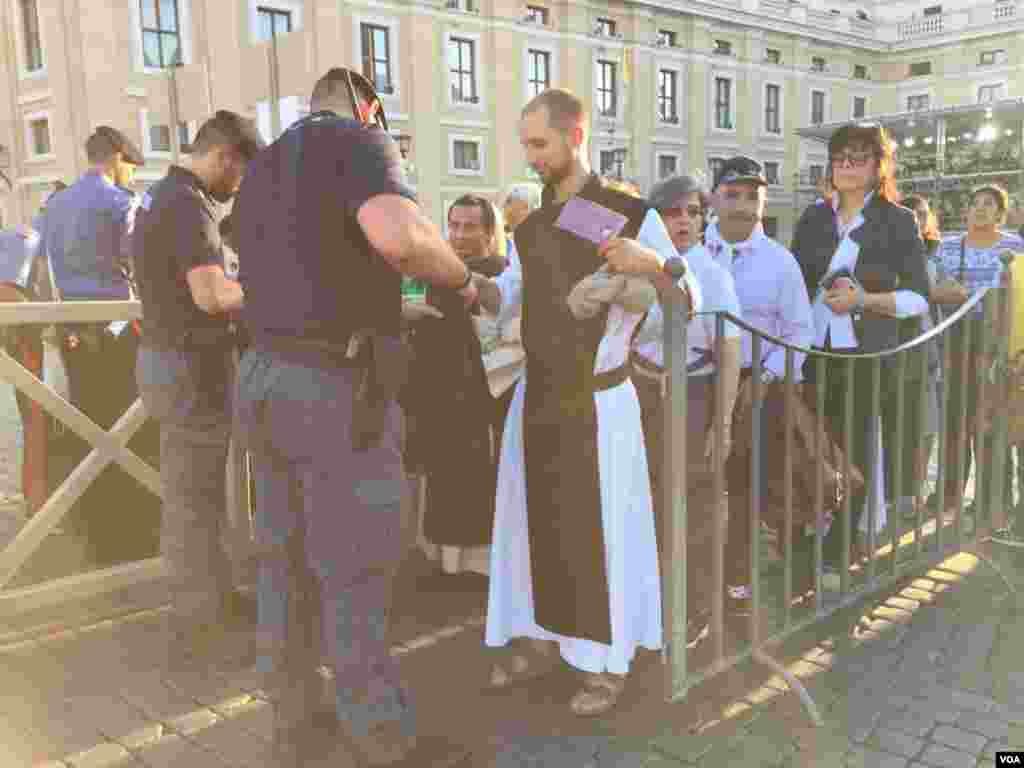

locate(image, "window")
[[19, 0, 43, 73], [595, 18, 616, 37], [923, 4, 942, 15], [448, 37, 477, 104], [714, 40, 732, 56], [763, 162, 780, 185], [452, 139, 480, 172], [907, 93, 930, 111], [763, 217, 779, 239], [527, 49, 550, 98], [765, 48, 781, 65], [980, 50, 1006, 66], [853, 96, 867, 119], [853, 64, 867, 80], [141, 0, 183, 68], [978, 84, 1006, 103], [714, 77, 732, 130], [150, 124, 172, 153], [28, 117, 51, 157], [811, 56, 826, 72], [361, 24, 393, 94], [909, 61, 932, 77], [178, 122, 193, 152], [809, 164, 824, 186], [658, 154, 678, 180], [596, 60, 617, 117], [708, 157, 726, 183], [256, 6, 291, 40], [599, 149, 618, 176], [658, 70, 678, 124], [811, 90, 825, 125], [657, 30, 676, 47], [525, 5, 548, 25], [765, 84, 781, 134]]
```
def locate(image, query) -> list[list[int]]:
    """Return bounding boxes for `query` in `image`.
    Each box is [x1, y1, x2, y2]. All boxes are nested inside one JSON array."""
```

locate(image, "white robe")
[[485, 211, 698, 675]]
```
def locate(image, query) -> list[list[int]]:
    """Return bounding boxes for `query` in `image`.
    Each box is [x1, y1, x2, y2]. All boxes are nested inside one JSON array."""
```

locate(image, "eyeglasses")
[[830, 151, 874, 168], [662, 205, 703, 219]]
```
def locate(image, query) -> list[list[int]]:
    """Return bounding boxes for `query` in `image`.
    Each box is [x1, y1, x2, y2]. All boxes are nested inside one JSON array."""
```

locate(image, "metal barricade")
[[0, 300, 252, 622], [660, 283, 1014, 720]]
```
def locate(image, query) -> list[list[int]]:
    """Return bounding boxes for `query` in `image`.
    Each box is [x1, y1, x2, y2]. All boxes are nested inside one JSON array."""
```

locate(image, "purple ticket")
[[554, 197, 628, 245]]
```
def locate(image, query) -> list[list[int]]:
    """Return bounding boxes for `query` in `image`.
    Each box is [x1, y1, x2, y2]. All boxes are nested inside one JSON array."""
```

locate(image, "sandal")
[[485, 639, 558, 692], [569, 673, 626, 717]]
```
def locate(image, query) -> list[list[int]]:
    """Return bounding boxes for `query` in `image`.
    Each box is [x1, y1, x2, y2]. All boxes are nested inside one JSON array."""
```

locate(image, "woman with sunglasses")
[[791, 124, 930, 576], [630, 173, 742, 642]]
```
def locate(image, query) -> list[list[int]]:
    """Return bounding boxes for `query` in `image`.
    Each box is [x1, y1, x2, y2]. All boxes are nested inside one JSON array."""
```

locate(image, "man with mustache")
[[703, 156, 814, 616]]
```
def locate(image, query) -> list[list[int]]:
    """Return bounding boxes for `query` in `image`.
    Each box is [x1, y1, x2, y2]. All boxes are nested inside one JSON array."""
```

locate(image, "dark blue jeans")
[[233, 348, 415, 741], [136, 344, 233, 622]]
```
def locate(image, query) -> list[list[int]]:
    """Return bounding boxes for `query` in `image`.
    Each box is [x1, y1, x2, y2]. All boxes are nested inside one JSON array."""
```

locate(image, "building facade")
[[1, 0, 1023, 242]]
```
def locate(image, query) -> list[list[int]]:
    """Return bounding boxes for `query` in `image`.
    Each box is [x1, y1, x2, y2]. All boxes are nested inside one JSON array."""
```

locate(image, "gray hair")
[[648, 173, 707, 211], [503, 183, 542, 210]]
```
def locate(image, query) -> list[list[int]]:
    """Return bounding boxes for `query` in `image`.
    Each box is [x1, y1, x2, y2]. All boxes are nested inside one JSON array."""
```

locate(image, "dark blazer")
[[791, 195, 930, 356]]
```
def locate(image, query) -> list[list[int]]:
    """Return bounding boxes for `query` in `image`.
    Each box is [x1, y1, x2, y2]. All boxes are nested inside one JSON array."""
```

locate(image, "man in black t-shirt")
[[232, 69, 476, 767], [133, 111, 265, 661]]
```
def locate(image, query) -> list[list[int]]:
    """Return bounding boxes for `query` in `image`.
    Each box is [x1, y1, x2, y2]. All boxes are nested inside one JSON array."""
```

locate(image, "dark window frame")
[[811, 56, 827, 72], [449, 36, 478, 104], [597, 60, 617, 117], [658, 154, 678, 180], [809, 164, 824, 186], [257, 6, 292, 40], [595, 17, 616, 36], [599, 149, 618, 176], [29, 117, 51, 156], [361, 23, 394, 95], [765, 83, 781, 134], [763, 161, 780, 185], [909, 61, 932, 77], [979, 49, 1005, 66], [765, 48, 781, 64], [657, 29, 676, 47], [713, 39, 732, 56], [708, 157, 726, 182], [763, 216, 779, 239], [853, 95, 867, 119], [853, 64, 868, 79], [140, 0, 183, 69], [20, 0, 43, 72], [527, 49, 550, 98], [714, 77, 732, 130], [658, 69, 678, 123], [452, 139, 481, 171], [149, 123, 172, 153], [907, 93, 930, 111], [811, 90, 825, 125]]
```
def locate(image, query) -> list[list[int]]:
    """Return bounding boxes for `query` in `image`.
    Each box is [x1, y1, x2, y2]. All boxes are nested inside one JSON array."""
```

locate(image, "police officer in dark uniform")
[[36, 127, 151, 564], [232, 68, 475, 766], [133, 111, 265, 661]]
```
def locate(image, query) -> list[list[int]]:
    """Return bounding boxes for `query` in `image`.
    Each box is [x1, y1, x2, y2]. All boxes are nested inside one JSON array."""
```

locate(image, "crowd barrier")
[[0, 285, 1014, 729], [658, 276, 1016, 720]]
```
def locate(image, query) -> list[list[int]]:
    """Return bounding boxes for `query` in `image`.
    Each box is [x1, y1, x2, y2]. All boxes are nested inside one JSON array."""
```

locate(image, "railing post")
[[749, 335, 763, 648], [662, 264, 690, 702], [866, 357, 882, 586]]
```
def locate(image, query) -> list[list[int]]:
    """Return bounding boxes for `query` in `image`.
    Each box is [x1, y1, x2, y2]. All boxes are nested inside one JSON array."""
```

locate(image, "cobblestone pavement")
[[0, 545, 1021, 768]]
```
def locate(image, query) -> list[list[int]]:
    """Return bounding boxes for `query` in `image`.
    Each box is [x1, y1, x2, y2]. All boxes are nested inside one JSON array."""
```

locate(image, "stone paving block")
[[981, 740, 1011, 762], [947, 689, 996, 715], [118, 672, 199, 722], [160, 664, 259, 709], [61, 694, 157, 745], [225, 699, 274, 739], [902, 700, 961, 726], [133, 734, 228, 768], [166, 707, 220, 737], [843, 749, 909, 768], [188, 719, 278, 768], [65, 741, 133, 768], [885, 709, 937, 739], [871, 727, 926, 759], [930, 724, 988, 755], [916, 743, 977, 768]]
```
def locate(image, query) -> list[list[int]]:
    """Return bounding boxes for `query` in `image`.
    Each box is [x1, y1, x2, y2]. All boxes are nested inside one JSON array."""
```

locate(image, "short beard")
[[717, 215, 758, 244]]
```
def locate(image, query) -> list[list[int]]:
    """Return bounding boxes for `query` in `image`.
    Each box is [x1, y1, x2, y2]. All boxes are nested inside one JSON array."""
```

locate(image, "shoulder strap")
[[959, 236, 967, 283]]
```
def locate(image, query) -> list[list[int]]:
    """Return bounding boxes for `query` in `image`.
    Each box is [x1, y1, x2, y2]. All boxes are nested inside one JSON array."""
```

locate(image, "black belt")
[[593, 363, 630, 392], [143, 326, 236, 350], [251, 333, 360, 370]]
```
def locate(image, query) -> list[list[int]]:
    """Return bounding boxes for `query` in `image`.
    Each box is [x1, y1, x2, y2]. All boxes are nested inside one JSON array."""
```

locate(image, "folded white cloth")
[[567, 268, 657, 320]]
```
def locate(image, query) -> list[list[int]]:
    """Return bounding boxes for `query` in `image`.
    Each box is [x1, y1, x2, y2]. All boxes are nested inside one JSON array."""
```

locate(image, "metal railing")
[[0, 300, 252, 622], [659, 280, 1014, 717]]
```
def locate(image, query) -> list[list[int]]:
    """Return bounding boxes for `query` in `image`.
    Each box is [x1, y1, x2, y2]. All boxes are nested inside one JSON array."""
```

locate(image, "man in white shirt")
[[704, 157, 814, 615]]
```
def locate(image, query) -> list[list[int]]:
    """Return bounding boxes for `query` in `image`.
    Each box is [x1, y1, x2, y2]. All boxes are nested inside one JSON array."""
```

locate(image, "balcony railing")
[[897, 14, 944, 40]]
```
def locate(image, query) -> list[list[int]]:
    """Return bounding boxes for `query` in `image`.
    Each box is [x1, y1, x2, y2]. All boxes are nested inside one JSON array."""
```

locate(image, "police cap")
[[86, 126, 145, 166], [191, 111, 266, 162]]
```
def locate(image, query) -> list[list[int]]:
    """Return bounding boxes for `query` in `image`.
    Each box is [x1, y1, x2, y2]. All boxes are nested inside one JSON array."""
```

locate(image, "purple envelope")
[[554, 197, 628, 245]]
